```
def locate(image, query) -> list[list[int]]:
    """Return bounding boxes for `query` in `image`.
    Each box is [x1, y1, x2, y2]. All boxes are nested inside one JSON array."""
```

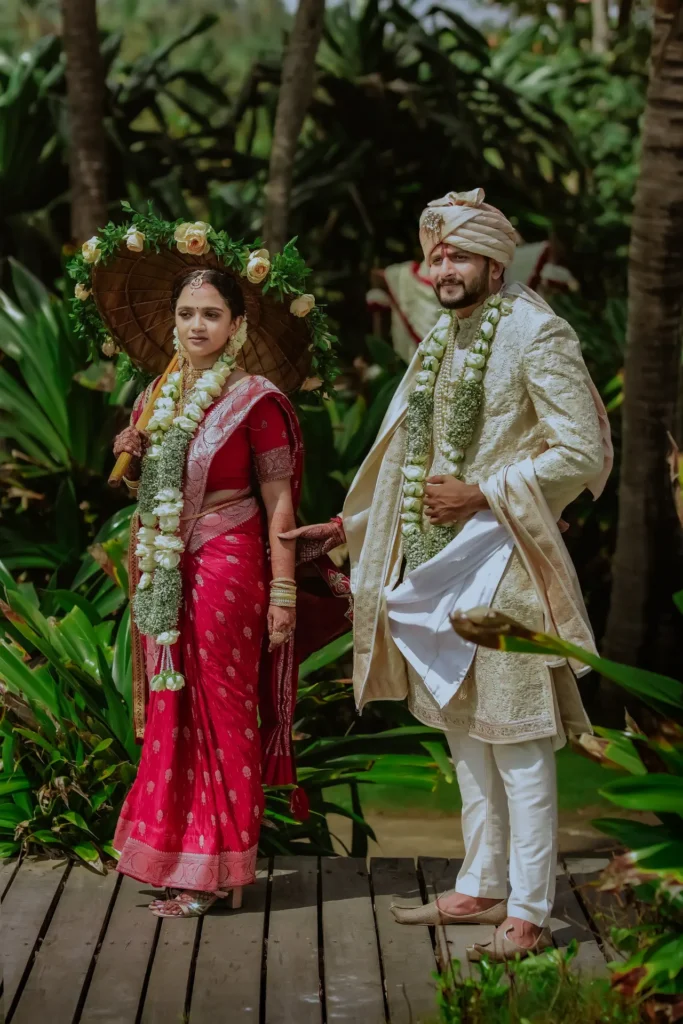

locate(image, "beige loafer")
[[468, 925, 553, 962], [390, 893, 508, 926]]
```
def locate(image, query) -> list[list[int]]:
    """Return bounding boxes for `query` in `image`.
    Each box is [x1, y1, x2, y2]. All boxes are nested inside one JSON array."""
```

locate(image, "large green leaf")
[[0, 776, 31, 797], [599, 774, 683, 815], [298, 632, 353, 680]]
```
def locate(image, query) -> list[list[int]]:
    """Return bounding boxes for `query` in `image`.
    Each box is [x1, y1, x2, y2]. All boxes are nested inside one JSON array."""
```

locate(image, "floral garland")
[[401, 293, 514, 573], [132, 345, 240, 692], [66, 203, 339, 396]]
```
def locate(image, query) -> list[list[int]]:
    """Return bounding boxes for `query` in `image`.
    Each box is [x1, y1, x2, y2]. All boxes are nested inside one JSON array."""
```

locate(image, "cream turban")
[[419, 188, 517, 268]]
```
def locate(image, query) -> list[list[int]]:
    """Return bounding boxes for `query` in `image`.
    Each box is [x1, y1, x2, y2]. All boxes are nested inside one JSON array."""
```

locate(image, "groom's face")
[[428, 244, 498, 310]]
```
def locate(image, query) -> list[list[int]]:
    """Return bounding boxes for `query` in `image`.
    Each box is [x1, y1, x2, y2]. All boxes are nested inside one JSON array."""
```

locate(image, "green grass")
[[434, 944, 642, 1024], [329, 748, 611, 816]]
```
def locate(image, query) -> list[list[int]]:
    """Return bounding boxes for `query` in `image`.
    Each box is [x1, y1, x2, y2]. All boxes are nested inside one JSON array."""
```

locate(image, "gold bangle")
[[270, 596, 297, 607], [271, 577, 297, 585]]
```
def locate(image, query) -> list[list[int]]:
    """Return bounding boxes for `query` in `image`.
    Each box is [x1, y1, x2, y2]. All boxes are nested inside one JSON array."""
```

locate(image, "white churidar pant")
[[445, 732, 557, 927]]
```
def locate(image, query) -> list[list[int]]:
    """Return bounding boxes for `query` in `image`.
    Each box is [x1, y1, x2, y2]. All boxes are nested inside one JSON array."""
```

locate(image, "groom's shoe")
[[390, 893, 508, 926], [468, 924, 553, 961]]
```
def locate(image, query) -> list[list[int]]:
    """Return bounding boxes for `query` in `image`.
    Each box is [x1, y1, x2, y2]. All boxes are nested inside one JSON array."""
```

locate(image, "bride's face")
[[174, 282, 242, 365]]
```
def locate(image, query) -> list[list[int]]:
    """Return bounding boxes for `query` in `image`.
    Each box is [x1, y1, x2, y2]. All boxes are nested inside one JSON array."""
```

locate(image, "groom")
[[284, 188, 611, 961]]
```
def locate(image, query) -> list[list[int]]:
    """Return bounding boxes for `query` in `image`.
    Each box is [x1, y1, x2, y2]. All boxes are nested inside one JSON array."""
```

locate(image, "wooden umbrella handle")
[[108, 354, 180, 487]]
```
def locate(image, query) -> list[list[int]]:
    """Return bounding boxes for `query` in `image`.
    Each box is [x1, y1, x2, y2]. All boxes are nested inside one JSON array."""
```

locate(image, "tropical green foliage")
[[0, 260, 132, 575], [436, 944, 640, 1024], [0, 17, 238, 273]]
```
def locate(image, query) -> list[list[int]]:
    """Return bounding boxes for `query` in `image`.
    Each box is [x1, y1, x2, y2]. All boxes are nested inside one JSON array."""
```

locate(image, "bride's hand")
[[268, 605, 296, 651], [278, 517, 345, 564], [113, 425, 149, 459]]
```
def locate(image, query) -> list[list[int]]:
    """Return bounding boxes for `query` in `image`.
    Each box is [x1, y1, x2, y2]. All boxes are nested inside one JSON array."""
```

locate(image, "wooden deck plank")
[[190, 864, 268, 1023], [0, 858, 20, 902], [419, 857, 496, 980], [265, 856, 321, 1024], [11, 864, 116, 1024], [79, 875, 158, 1023], [1, 857, 70, 1014], [321, 857, 385, 1024], [139, 916, 198, 1024], [371, 857, 437, 1024], [550, 865, 608, 976], [563, 857, 630, 963]]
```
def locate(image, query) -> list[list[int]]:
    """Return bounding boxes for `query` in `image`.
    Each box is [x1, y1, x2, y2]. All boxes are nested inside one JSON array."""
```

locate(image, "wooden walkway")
[[1, 855, 618, 1024]]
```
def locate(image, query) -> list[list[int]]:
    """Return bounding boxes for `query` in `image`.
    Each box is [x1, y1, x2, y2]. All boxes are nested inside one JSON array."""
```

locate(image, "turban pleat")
[[419, 189, 517, 268]]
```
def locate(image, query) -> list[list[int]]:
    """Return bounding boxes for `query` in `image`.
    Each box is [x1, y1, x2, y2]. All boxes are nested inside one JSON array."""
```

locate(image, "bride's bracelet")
[[270, 577, 297, 608]]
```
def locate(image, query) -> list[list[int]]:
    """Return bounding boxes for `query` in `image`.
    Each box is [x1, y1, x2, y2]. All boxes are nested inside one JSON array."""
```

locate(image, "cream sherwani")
[[342, 284, 609, 749]]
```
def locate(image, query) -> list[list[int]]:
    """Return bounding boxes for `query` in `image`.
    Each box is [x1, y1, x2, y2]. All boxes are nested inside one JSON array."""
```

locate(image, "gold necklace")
[[180, 365, 203, 401]]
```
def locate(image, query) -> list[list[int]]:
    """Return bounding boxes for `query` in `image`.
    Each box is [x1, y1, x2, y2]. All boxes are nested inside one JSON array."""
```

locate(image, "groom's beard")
[[436, 263, 490, 310]]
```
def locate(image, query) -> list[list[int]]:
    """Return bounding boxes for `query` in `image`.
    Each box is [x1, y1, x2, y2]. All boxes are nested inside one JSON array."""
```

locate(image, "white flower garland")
[[401, 293, 513, 572], [133, 342, 243, 692]]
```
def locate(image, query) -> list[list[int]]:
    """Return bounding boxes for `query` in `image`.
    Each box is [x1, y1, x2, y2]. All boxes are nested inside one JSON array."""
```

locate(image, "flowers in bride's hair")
[[174, 221, 211, 256], [125, 227, 146, 252], [290, 293, 316, 318], [75, 282, 91, 301], [246, 248, 271, 285], [82, 236, 102, 264], [230, 318, 248, 354], [101, 338, 118, 358]]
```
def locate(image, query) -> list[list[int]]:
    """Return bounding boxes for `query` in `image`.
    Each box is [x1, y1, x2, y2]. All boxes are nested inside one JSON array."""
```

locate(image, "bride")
[[70, 216, 348, 918]]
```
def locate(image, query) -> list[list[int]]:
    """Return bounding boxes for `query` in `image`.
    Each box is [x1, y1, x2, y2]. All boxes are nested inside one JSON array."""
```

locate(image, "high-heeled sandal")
[[149, 887, 242, 918]]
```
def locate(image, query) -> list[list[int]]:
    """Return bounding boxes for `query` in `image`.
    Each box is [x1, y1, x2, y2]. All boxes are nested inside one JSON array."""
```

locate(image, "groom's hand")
[[424, 476, 489, 525]]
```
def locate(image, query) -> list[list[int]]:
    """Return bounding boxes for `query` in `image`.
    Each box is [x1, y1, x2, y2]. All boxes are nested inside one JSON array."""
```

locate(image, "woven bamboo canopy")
[[91, 245, 313, 393]]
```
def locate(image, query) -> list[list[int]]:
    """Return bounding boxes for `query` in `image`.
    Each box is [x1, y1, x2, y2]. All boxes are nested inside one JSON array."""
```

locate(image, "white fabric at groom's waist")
[[386, 511, 514, 708]]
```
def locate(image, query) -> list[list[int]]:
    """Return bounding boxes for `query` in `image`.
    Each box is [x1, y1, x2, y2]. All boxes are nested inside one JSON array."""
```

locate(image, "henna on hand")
[[278, 516, 346, 564]]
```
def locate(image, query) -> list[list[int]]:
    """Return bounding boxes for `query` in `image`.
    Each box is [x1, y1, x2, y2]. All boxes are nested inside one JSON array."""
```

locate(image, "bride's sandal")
[[150, 890, 221, 918], [149, 887, 243, 918]]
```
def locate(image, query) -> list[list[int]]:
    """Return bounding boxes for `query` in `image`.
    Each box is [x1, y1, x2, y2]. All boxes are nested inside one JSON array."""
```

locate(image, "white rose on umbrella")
[[174, 221, 211, 256], [290, 294, 316, 318], [82, 237, 102, 264], [101, 338, 118, 358], [74, 283, 91, 301], [246, 248, 271, 285], [125, 227, 146, 252]]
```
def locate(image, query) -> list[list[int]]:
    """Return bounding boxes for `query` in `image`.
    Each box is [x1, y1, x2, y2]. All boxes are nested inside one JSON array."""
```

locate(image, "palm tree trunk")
[[263, 0, 326, 254], [602, 0, 683, 701], [61, 0, 107, 242], [591, 0, 611, 54]]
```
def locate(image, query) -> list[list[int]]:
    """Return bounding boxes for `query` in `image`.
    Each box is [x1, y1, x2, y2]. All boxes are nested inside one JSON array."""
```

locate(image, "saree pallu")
[[114, 515, 267, 890]]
